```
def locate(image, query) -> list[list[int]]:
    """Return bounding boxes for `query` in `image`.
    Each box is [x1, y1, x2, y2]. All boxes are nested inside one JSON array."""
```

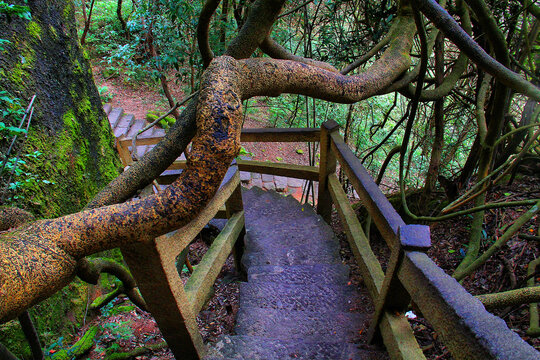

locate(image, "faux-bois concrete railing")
[[115, 121, 539, 360]]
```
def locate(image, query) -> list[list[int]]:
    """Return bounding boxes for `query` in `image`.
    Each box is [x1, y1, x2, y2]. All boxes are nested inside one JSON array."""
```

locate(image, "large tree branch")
[[259, 36, 338, 72], [415, 0, 540, 101], [241, 16, 415, 102], [225, 0, 286, 59], [476, 286, 540, 309]]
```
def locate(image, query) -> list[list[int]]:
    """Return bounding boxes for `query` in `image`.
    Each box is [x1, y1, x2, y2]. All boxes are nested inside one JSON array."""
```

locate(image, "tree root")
[[49, 325, 98, 360], [476, 286, 540, 309], [105, 341, 167, 360]]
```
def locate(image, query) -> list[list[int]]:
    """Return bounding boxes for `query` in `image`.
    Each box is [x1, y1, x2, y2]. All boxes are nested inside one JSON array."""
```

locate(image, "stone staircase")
[[104, 104, 317, 202], [104, 104, 167, 160], [205, 187, 387, 360]]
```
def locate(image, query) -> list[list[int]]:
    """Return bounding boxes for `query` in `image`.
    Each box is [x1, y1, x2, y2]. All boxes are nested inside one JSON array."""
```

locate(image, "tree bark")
[[422, 32, 445, 205], [0, 0, 120, 218]]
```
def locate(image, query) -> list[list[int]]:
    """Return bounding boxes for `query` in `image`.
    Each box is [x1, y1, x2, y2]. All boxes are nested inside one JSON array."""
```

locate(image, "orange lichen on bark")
[[240, 15, 416, 103], [0, 56, 243, 323]]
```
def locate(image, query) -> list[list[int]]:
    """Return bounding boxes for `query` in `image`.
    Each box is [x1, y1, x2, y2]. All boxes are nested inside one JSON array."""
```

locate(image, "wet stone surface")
[[247, 264, 350, 285], [205, 187, 388, 359], [205, 335, 384, 360]]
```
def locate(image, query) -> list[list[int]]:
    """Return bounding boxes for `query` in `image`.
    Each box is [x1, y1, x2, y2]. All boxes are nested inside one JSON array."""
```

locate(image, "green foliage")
[[0, 38, 10, 51], [0, 1, 31, 20], [98, 86, 114, 103], [0, 90, 24, 124], [2, 152, 55, 201], [94, 319, 134, 357], [146, 110, 175, 129], [237, 146, 253, 159], [81, 0, 204, 87], [0, 92, 56, 204]]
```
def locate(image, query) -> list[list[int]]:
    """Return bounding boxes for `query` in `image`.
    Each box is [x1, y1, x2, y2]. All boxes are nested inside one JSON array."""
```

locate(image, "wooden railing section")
[[116, 122, 539, 360]]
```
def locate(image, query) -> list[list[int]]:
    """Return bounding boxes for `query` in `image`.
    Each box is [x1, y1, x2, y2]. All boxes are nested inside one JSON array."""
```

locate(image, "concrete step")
[[239, 282, 362, 313], [235, 307, 367, 342], [152, 127, 166, 137], [243, 224, 338, 253], [136, 145, 148, 159], [126, 119, 146, 138], [107, 107, 124, 129], [242, 243, 341, 267], [103, 103, 112, 115], [113, 114, 135, 138], [247, 264, 350, 286], [205, 335, 387, 360]]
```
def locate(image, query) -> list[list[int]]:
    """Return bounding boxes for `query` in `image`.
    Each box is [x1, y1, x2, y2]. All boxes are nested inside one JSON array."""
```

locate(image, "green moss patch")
[[146, 110, 176, 129], [26, 21, 42, 41]]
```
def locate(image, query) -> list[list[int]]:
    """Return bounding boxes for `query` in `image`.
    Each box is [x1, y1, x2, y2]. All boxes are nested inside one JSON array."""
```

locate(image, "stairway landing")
[[205, 187, 388, 360]]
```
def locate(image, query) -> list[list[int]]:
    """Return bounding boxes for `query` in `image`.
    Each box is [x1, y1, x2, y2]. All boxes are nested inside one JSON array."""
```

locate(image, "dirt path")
[[93, 65, 318, 167]]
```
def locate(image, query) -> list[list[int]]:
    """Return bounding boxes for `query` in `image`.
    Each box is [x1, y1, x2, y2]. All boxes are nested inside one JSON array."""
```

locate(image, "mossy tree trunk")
[[0, 1, 120, 356], [0, 0, 121, 218]]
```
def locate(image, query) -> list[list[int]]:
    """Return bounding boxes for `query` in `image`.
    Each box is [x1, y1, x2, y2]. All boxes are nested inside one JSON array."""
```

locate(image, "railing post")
[[367, 225, 431, 344], [317, 120, 340, 223], [225, 164, 246, 278], [121, 239, 205, 359], [120, 188, 205, 360], [116, 136, 133, 167]]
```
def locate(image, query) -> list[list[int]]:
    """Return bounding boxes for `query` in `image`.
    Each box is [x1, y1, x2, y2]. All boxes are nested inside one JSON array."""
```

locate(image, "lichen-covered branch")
[[476, 286, 540, 309], [225, 0, 286, 59], [241, 15, 415, 103]]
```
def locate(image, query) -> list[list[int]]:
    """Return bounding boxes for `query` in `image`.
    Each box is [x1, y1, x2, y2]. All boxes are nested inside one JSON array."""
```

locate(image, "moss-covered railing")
[[117, 122, 539, 360]]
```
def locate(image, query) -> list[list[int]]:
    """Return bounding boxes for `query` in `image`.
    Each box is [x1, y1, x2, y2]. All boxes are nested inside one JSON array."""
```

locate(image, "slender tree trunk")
[[80, 0, 96, 45], [340, 104, 354, 183], [220, 0, 230, 48], [422, 32, 445, 205], [81, 0, 87, 25], [117, 0, 129, 37]]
